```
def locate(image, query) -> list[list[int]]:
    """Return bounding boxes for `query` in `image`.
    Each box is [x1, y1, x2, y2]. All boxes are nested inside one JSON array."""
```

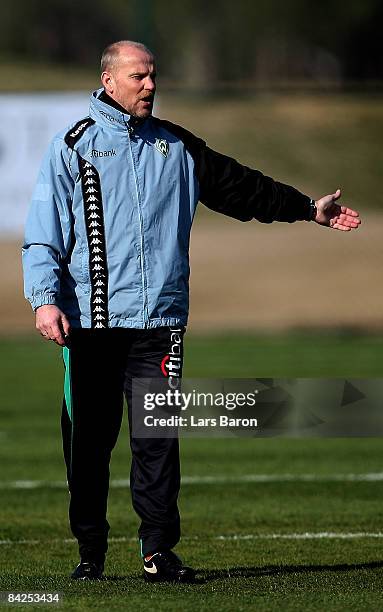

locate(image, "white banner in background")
[[0, 92, 89, 236]]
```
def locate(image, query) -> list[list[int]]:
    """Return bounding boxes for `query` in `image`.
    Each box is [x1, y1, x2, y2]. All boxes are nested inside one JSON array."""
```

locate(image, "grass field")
[[1, 335, 383, 611]]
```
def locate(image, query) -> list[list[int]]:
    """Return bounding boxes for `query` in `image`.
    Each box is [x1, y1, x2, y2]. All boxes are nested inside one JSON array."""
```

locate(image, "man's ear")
[[101, 71, 114, 93]]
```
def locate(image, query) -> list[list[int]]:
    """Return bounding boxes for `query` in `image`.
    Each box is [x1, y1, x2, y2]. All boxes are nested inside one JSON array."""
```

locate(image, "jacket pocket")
[[68, 246, 90, 293]]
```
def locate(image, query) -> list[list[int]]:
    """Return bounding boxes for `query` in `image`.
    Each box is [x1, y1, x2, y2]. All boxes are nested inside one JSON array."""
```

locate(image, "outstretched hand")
[[314, 189, 361, 231]]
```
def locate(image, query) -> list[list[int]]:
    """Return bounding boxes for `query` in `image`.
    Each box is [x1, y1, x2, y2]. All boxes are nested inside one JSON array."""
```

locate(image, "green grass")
[[184, 331, 383, 377], [1, 335, 383, 610]]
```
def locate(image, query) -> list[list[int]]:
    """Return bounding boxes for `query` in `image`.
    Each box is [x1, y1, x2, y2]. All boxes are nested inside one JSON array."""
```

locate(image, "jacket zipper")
[[127, 125, 149, 327]]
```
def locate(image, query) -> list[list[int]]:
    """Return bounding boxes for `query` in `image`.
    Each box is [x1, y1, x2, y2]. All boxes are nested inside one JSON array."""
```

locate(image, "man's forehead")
[[115, 48, 155, 72]]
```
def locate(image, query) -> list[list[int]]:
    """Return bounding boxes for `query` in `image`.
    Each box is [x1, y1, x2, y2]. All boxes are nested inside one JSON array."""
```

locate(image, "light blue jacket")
[[22, 88, 312, 329]]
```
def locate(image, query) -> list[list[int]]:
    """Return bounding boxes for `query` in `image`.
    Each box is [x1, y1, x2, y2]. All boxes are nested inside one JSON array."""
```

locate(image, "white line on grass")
[[2, 473, 383, 489], [1, 532, 383, 546], [214, 532, 383, 540]]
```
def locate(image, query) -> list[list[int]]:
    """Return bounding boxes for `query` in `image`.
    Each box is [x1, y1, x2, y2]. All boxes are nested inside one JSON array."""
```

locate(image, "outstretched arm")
[[313, 189, 360, 231], [154, 119, 362, 228]]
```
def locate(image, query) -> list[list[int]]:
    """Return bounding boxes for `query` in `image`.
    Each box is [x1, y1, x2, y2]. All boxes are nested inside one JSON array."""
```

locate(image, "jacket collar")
[[89, 88, 146, 132]]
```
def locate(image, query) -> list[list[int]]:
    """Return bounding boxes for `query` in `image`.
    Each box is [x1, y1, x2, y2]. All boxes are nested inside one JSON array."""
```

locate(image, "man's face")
[[102, 47, 156, 118]]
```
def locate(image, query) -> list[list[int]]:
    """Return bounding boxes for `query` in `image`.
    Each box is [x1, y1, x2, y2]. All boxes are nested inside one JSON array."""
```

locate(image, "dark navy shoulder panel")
[[64, 117, 95, 150], [151, 117, 206, 157]]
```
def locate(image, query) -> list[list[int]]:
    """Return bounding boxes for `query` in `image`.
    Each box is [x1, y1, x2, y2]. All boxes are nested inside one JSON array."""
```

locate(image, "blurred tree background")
[[0, 0, 382, 91]]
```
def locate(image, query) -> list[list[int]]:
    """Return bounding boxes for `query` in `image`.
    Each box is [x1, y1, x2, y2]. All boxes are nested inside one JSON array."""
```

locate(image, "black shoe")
[[71, 561, 104, 580], [143, 550, 195, 583]]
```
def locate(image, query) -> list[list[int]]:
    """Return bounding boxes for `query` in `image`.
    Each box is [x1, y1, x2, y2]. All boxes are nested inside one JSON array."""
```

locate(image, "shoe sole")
[[70, 573, 104, 580], [144, 572, 196, 584]]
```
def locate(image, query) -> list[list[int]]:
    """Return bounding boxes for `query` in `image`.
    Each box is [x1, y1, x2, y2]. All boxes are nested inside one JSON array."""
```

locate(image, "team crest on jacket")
[[154, 138, 169, 158]]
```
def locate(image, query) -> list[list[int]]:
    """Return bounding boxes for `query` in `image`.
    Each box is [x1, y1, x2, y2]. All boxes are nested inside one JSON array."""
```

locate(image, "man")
[[22, 40, 360, 583]]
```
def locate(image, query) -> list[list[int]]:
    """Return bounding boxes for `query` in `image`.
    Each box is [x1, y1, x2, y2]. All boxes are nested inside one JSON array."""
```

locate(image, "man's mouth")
[[141, 95, 153, 102]]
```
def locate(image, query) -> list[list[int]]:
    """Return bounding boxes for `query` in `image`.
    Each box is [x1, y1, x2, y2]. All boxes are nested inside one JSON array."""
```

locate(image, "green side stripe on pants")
[[63, 346, 72, 422]]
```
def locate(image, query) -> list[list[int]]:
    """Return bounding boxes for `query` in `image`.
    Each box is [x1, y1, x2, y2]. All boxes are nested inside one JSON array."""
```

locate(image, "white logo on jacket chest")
[[154, 138, 169, 158], [90, 149, 117, 158]]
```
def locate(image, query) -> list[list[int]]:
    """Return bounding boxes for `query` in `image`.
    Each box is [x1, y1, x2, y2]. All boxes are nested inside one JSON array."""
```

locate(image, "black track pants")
[[61, 327, 184, 561]]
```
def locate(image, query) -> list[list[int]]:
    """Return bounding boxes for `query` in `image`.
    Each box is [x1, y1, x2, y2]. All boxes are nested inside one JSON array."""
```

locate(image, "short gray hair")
[[100, 41, 154, 73]]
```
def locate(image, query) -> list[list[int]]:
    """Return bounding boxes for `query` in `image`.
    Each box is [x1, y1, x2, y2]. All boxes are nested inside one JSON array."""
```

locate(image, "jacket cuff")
[[29, 293, 58, 312]]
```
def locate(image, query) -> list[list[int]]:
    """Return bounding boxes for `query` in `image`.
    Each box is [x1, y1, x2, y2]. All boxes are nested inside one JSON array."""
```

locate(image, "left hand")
[[314, 189, 361, 231]]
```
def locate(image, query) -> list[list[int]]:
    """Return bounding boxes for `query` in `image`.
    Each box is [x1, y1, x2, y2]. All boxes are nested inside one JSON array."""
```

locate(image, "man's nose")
[[144, 76, 156, 91]]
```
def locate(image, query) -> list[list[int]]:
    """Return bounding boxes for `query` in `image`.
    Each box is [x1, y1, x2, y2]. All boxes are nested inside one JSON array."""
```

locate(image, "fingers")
[[37, 323, 54, 341], [35, 305, 68, 346], [51, 323, 66, 346], [61, 315, 71, 337], [330, 214, 361, 231], [337, 212, 361, 227], [38, 324, 65, 345], [340, 205, 361, 218], [326, 197, 361, 231], [333, 188, 341, 201], [330, 221, 352, 231]]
